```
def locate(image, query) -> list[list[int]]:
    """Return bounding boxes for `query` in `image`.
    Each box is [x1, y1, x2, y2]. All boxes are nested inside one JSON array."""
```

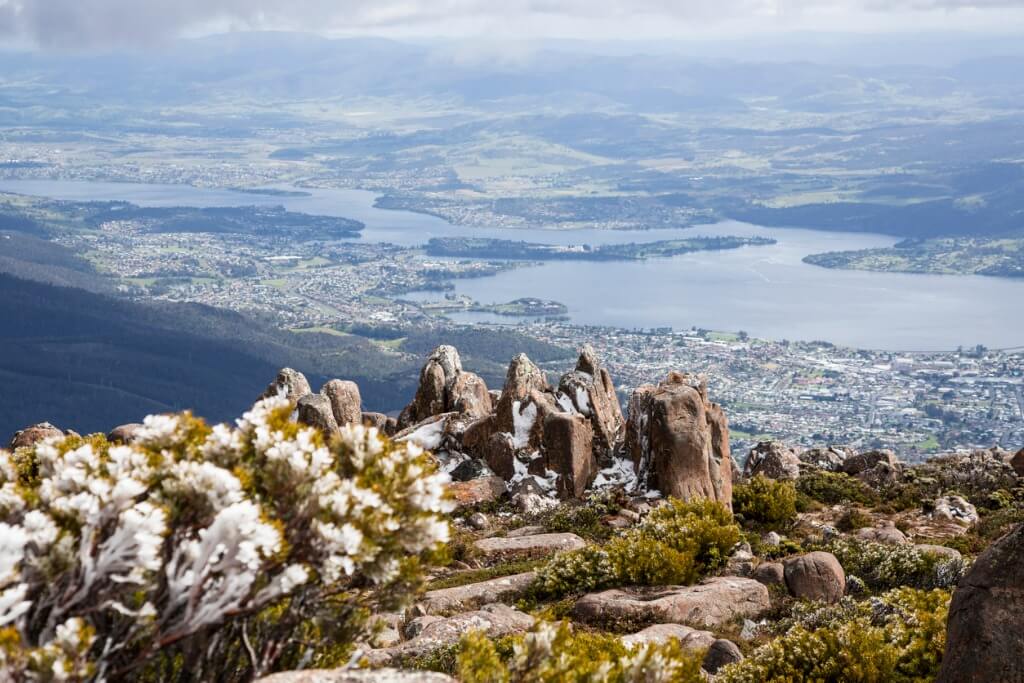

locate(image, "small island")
[[804, 237, 1024, 278], [425, 235, 776, 261]]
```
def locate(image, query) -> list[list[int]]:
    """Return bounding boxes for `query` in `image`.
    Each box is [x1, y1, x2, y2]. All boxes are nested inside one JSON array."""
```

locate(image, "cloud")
[[1, 0, 1023, 50]]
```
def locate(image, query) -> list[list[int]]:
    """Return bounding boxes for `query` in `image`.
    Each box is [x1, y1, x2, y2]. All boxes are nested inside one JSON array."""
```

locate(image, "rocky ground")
[[8, 344, 1024, 682]]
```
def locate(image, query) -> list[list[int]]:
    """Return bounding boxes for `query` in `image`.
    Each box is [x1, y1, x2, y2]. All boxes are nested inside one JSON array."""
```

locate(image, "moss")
[[426, 558, 546, 591], [733, 475, 798, 529]]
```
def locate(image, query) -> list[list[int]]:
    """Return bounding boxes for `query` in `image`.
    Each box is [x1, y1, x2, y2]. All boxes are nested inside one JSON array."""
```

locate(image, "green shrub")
[[835, 507, 874, 532], [718, 588, 950, 683], [797, 470, 880, 507], [734, 475, 798, 529], [457, 621, 705, 683], [824, 538, 969, 591], [531, 498, 740, 599]]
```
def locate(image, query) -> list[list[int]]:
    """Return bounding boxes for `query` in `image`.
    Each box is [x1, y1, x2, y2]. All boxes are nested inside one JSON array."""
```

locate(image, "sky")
[[2, 0, 1024, 50]]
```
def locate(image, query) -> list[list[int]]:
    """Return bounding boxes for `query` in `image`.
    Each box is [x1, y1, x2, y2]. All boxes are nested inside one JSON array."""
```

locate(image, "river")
[[2, 178, 1022, 351]]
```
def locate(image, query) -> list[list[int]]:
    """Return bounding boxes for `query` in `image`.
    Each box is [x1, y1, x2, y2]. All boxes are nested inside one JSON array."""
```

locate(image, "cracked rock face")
[[321, 379, 362, 427], [400, 345, 491, 427], [556, 345, 625, 464], [743, 440, 801, 481], [938, 523, 1024, 683], [625, 372, 733, 508], [296, 394, 339, 438]]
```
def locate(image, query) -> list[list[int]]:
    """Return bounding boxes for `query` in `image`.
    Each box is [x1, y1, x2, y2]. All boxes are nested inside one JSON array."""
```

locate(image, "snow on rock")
[[511, 400, 538, 449]]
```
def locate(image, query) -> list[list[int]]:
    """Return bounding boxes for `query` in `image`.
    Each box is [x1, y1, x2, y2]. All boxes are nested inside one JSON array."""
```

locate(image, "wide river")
[[3, 178, 1023, 351]]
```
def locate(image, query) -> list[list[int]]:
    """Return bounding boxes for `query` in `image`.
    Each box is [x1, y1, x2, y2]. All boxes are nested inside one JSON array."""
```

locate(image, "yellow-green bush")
[[457, 621, 706, 683], [718, 588, 950, 683], [733, 475, 798, 529], [531, 499, 740, 599], [824, 538, 968, 591]]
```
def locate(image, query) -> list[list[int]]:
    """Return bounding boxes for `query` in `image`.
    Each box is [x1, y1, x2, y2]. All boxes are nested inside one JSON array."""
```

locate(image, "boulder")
[[506, 525, 546, 538], [394, 413, 457, 452], [783, 551, 845, 603], [260, 367, 311, 403], [937, 523, 1024, 683], [621, 623, 715, 651], [106, 423, 144, 445], [361, 411, 392, 433], [703, 639, 744, 674], [556, 345, 625, 463], [8, 422, 64, 449], [449, 458, 494, 482], [296, 394, 339, 438], [915, 543, 963, 562], [743, 441, 801, 481], [574, 577, 770, 629], [624, 372, 732, 508], [1011, 447, 1024, 477], [855, 523, 909, 545], [321, 379, 362, 426], [542, 412, 597, 498], [841, 449, 898, 476], [473, 533, 586, 560], [461, 415, 495, 457], [363, 604, 533, 667], [446, 476, 506, 509], [257, 669, 456, 683], [798, 445, 852, 471], [421, 572, 537, 614], [932, 494, 979, 525], [752, 561, 786, 588]]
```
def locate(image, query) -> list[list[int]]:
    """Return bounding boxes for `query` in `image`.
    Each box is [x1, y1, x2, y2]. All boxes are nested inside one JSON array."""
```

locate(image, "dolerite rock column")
[[557, 345, 625, 466], [399, 345, 492, 428], [624, 371, 732, 508]]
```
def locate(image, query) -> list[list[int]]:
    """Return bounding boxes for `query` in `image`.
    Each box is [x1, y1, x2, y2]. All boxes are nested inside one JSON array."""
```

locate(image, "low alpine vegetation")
[[530, 499, 740, 599], [457, 620, 706, 683], [733, 475, 798, 529], [824, 538, 969, 591], [0, 396, 453, 680]]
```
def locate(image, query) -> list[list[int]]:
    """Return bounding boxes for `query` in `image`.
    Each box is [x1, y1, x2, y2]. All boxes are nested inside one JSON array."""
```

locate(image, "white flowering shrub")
[[0, 395, 453, 681], [824, 538, 969, 591]]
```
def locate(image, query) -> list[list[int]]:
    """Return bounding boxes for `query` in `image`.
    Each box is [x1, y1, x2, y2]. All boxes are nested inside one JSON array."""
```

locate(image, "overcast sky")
[[2, 0, 1024, 50]]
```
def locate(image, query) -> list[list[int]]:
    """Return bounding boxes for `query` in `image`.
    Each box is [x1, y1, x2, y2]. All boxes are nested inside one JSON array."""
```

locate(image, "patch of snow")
[[397, 418, 446, 450], [511, 400, 538, 449], [592, 456, 639, 493], [574, 387, 592, 416], [556, 392, 577, 414], [439, 452, 469, 474]]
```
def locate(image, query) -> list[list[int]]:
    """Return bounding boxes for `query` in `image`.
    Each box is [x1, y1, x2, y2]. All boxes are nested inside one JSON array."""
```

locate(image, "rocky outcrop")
[[743, 440, 801, 481], [260, 367, 311, 403], [8, 422, 64, 449], [703, 639, 744, 673], [447, 476, 506, 509], [937, 522, 1024, 683], [783, 552, 845, 603], [296, 394, 339, 438], [841, 449, 898, 476], [855, 523, 909, 545], [363, 604, 533, 667], [361, 411, 396, 435], [799, 445, 851, 471], [400, 346, 491, 427], [494, 353, 556, 447], [1012, 447, 1024, 477], [751, 561, 785, 588], [625, 372, 732, 507], [932, 494, 979, 525], [573, 577, 769, 629], [321, 379, 362, 427], [621, 623, 715, 651], [106, 423, 143, 444], [556, 345, 624, 464], [542, 412, 597, 498], [473, 533, 586, 560], [421, 572, 537, 614]]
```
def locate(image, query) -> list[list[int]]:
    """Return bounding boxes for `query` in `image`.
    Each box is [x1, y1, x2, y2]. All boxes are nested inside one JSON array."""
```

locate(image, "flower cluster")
[[0, 395, 452, 680]]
